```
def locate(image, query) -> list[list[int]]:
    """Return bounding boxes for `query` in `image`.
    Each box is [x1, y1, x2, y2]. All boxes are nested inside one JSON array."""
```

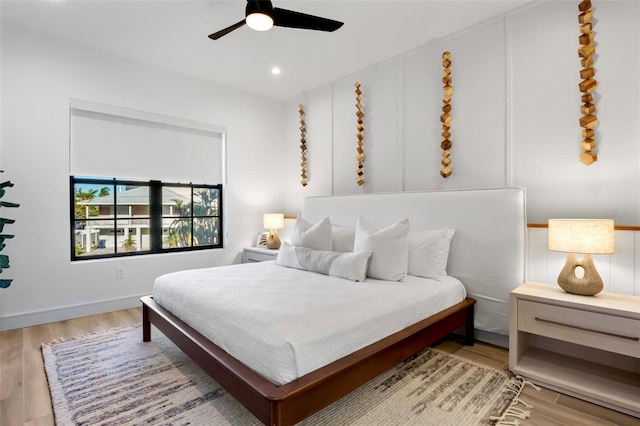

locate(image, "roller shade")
[[69, 100, 225, 184]]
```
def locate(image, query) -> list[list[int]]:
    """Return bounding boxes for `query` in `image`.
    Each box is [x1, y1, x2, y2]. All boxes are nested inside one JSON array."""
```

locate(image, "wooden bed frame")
[[141, 295, 475, 426], [141, 187, 526, 425]]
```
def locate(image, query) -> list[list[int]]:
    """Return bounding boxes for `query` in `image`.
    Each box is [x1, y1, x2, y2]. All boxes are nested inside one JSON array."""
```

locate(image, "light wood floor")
[[1, 307, 637, 425]]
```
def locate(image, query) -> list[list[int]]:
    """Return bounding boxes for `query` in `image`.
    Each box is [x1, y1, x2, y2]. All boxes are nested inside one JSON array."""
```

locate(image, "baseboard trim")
[[0, 294, 147, 331], [475, 329, 509, 348]]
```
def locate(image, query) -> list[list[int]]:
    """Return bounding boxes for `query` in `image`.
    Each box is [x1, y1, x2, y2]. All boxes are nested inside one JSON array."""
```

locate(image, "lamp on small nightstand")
[[263, 213, 284, 249], [548, 219, 615, 296]]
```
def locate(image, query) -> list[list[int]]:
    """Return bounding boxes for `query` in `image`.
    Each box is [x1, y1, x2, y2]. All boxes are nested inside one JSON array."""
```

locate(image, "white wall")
[[511, 1, 640, 224], [0, 26, 285, 330], [282, 1, 640, 292], [2, 1, 639, 330]]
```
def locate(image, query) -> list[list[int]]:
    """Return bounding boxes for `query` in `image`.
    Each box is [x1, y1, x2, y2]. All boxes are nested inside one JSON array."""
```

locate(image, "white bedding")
[[153, 261, 466, 386]]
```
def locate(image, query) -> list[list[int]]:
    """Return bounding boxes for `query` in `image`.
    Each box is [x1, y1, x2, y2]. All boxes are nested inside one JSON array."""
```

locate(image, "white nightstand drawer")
[[242, 247, 279, 263], [244, 251, 276, 262], [518, 299, 640, 358]]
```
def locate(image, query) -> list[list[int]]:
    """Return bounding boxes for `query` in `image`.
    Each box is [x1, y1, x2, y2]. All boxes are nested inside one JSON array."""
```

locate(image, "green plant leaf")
[[0, 218, 16, 233], [0, 172, 19, 287], [0, 177, 13, 199], [0, 234, 14, 251]]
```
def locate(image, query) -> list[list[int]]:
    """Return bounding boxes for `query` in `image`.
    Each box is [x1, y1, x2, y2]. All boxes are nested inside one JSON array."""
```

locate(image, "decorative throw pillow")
[[332, 225, 356, 252], [353, 217, 410, 281], [291, 216, 332, 251], [407, 229, 455, 279], [275, 242, 371, 282]]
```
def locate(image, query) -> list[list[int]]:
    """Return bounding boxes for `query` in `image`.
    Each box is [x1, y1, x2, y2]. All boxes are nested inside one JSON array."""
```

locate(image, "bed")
[[141, 187, 527, 426]]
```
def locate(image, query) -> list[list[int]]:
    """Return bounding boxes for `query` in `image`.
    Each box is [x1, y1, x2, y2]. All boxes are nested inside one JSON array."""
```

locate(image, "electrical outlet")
[[116, 267, 125, 279]]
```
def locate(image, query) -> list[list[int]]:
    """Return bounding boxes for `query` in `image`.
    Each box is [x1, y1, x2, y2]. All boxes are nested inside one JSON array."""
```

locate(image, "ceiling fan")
[[208, 0, 344, 40]]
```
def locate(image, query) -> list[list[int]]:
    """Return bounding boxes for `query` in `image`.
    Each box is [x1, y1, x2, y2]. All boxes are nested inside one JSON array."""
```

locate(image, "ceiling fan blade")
[[208, 19, 247, 40], [272, 8, 344, 32]]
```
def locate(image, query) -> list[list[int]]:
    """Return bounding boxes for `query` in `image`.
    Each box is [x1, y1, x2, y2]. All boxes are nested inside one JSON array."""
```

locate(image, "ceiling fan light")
[[246, 12, 274, 31]]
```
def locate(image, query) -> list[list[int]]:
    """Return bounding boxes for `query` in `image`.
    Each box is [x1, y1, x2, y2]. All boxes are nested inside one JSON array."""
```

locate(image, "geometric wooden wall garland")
[[440, 51, 453, 178], [577, 0, 598, 165], [355, 82, 365, 186], [299, 104, 308, 186]]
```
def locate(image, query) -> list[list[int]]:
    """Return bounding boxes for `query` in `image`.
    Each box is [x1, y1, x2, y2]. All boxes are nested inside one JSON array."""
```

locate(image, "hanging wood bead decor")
[[440, 51, 453, 178], [577, 0, 598, 165], [355, 82, 365, 186], [299, 104, 308, 187]]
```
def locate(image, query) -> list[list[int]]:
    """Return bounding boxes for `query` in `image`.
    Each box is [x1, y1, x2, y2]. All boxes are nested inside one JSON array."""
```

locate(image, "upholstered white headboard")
[[302, 187, 527, 336]]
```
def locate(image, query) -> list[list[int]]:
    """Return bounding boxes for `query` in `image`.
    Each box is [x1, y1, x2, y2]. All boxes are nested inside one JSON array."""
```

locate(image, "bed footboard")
[[141, 295, 475, 426], [141, 296, 288, 424]]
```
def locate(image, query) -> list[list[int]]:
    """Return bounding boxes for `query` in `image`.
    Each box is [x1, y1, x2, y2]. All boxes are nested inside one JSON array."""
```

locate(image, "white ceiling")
[[1, 0, 531, 101]]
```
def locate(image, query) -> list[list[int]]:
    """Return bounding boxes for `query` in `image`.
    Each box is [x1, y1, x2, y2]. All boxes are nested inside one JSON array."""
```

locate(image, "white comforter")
[[153, 261, 466, 385]]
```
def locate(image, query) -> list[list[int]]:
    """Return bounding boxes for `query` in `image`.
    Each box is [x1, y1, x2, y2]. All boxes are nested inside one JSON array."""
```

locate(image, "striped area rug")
[[42, 325, 531, 425]]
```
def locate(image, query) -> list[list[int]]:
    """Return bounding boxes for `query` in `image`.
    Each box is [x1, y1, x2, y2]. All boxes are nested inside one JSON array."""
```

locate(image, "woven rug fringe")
[[490, 375, 541, 425]]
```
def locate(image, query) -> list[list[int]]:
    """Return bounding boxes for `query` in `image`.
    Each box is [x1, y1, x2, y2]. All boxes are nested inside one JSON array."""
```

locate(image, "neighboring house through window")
[[72, 178, 222, 259]]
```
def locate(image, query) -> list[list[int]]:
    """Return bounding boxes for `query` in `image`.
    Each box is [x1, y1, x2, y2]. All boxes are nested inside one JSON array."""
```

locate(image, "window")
[[71, 177, 223, 260], [68, 100, 226, 261]]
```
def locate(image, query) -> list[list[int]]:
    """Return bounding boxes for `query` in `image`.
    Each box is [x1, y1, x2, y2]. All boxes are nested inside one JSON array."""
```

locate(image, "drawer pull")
[[534, 317, 640, 341]]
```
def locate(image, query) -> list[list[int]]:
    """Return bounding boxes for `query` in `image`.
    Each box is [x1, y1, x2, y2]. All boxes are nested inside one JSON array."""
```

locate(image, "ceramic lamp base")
[[266, 229, 281, 249], [557, 252, 603, 296]]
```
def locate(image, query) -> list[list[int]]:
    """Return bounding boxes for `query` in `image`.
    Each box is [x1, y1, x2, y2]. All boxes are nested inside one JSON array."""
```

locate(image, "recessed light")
[[271, 67, 281, 75]]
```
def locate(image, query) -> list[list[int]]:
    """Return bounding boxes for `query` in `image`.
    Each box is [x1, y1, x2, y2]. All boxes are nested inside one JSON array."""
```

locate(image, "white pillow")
[[332, 225, 356, 252], [353, 217, 410, 281], [275, 242, 371, 282], [408, 229, 455, 279], [291, 217, 332, 251]]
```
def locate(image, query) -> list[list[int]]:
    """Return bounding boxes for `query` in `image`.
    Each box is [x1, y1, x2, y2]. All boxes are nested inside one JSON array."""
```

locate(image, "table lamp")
[[547, 219, 614, 296], [263, 213, 284, 249]]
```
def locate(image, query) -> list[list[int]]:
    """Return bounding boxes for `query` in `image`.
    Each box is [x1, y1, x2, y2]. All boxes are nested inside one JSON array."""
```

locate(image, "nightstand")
[[242, 246, 279, 263], [509, 282, 640, 417]]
